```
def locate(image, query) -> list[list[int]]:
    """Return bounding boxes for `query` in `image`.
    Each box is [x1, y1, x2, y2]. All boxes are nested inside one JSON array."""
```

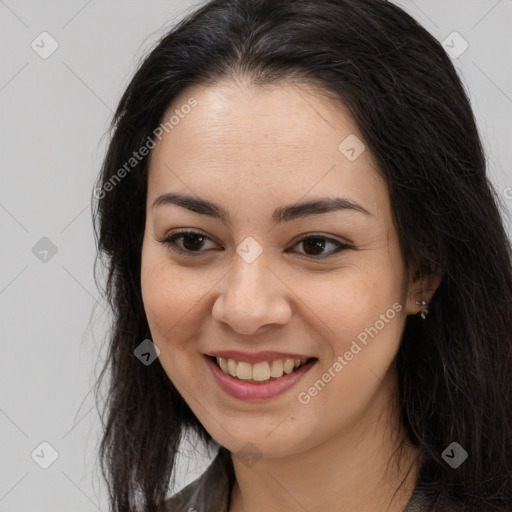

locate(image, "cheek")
[[140, 247, 205, 349], [298, 264, 404, 343], [294, 283, 405, 429], [298, 269, 406, 409], [141, 261, 179, 335], [140, 257, 210, 395], [140, 247, 229, 398], [140, 231, 208, 321]]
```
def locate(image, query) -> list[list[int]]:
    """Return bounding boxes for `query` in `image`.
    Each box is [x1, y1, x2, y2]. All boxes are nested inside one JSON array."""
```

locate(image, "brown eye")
[[159, 231, 218, 255], [290, 235, 353, 259]]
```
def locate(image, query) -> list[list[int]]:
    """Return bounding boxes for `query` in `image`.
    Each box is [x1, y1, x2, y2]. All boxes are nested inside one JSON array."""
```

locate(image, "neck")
[[229, 369, 421, 512]]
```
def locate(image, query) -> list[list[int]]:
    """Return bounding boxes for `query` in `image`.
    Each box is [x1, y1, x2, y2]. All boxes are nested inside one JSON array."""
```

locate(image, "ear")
[[405, 265, 443, 316]]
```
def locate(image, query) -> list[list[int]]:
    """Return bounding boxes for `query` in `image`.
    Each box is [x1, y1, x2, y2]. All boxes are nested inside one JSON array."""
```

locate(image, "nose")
[[211, 254, 293, 336]]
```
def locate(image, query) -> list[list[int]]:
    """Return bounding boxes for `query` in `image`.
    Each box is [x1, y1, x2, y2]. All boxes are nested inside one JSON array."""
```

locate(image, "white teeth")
[[252, 361, 271, 381], [228, 358, 237, 375], [269, 360, 283, 378], [215, 357, 310, 382], [236, 362, 253, 380], [283, 360, 295, 374], [218, 357, 229, 373]]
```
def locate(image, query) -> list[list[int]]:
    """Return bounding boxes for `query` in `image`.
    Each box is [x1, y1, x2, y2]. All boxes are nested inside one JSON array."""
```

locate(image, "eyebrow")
[[152, 192, 371, 224]]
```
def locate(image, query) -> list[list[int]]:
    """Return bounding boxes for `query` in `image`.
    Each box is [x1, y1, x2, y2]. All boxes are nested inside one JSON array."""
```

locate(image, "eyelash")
[[158, 230, 354, 259]]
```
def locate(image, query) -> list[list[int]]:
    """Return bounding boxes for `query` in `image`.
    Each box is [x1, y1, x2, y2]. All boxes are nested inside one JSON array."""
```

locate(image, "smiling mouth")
[[209, 355, 317, 384]]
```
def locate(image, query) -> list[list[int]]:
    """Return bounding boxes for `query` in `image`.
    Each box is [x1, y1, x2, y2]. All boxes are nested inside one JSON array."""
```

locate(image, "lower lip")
[[204, 356, 317, 402]]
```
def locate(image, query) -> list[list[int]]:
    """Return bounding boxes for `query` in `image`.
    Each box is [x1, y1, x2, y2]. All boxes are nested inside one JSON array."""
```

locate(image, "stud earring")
[[415, 299, 429, 320]]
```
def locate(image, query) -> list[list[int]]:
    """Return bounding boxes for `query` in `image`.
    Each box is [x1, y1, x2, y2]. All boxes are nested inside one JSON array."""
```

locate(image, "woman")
[[92, 0, 512, 510]]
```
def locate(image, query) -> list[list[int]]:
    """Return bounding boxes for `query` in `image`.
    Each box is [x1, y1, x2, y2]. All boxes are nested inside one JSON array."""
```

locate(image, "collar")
[[163, 446, 458, 511]]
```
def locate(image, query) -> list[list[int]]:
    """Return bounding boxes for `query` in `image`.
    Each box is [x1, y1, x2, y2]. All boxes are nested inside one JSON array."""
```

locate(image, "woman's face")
[[141, 79, 423, 459]]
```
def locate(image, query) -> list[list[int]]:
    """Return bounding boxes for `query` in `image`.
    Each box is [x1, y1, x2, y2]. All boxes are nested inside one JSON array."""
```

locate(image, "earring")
[[415, 299, 429, 320]]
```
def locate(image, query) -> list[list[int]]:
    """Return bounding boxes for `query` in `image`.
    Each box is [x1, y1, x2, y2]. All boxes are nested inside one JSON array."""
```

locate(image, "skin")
[[140, 77, 441, 512]]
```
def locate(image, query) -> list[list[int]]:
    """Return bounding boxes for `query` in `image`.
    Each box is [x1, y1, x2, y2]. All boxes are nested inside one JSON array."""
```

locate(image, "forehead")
[[147, 80, 387, 217]]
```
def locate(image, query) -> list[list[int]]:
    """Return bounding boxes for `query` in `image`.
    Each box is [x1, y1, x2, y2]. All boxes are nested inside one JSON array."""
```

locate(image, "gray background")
[[1, 1, 511, 510]]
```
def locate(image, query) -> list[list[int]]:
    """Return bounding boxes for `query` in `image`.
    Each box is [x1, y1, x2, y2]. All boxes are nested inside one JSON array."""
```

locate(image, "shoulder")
[[405, 476, 487, 512], [405, 487, 462, 511], [404, 464, 467, 512], [161, 446, 234, 512]]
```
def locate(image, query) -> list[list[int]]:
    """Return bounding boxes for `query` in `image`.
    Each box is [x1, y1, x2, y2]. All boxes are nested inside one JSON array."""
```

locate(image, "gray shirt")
[[163, 447, 461, 511]]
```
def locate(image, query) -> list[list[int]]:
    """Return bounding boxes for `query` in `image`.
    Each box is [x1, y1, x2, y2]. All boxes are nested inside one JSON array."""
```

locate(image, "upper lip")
[[206, 350, 314, 364]]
